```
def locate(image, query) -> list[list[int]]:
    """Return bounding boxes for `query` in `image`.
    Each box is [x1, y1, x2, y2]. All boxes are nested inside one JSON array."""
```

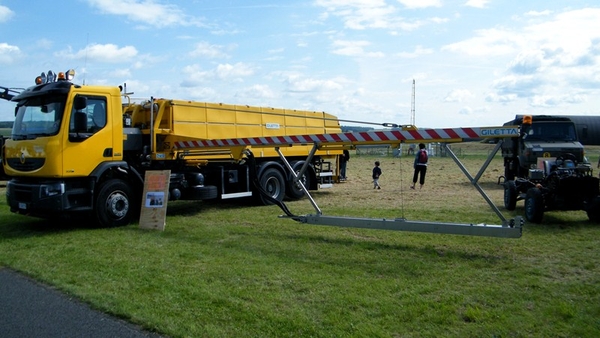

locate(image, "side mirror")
[[74, 111, 88, 133], [74, 96, 87, 111]]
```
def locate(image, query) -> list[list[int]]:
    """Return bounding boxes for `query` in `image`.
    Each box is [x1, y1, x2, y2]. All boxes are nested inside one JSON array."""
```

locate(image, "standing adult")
[[339, 149, 350, 181], [410, 143, 428, 190]]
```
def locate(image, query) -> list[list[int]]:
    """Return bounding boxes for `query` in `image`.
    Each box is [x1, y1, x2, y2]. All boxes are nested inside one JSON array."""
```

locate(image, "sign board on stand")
[[139, 170, 170, 231]]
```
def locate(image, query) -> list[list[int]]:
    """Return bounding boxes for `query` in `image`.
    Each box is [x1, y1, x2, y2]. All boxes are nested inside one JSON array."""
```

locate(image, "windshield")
[[12, 95, 66, 140], [524, 122, 578, 142]]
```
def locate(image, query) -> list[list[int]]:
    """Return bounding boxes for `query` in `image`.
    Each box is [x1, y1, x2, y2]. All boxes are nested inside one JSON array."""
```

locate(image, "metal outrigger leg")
[[275, 143, 523, 239]]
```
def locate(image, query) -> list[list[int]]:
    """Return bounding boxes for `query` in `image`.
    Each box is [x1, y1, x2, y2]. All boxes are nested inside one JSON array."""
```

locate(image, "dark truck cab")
[[501, 115, 599, 222], [501, 115, 584, 180]]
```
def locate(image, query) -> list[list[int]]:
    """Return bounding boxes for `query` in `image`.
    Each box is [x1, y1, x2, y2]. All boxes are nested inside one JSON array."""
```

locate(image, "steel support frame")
[[275, 142, 522, 239]]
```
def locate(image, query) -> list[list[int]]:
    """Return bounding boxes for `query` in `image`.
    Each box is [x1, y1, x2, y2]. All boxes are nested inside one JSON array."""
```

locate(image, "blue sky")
[[1, 0, 599, 129]]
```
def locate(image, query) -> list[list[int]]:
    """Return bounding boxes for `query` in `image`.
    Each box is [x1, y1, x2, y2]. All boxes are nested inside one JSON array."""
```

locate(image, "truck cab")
[[4, 71, 129, 224], [501, 115, 584, 180]]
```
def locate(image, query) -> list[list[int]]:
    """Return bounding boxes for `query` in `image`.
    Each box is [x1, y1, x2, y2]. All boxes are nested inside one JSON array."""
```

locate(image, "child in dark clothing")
[[372, 161, 382, 189]]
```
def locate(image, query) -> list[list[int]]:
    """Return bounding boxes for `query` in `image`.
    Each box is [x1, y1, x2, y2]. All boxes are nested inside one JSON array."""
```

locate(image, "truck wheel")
[[95, 179, 136, 227], [258, 167, 286, 205], [504, 180, 517, 210], [586, 196, 600, 222], [524, 187, 544, 223], [189, 185, 218, 200], [286, 161, 311, 200]]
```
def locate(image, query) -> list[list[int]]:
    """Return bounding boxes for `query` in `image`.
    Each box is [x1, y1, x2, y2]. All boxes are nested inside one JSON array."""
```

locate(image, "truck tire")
[[586, 196, 600, 222], [286, 161, 311, 200], [95, 179, 136, 227], [524, 187, 544, 223], [504, 180, 517, 211], [189, 185, 218, 200], [258, 167, 286, 205]]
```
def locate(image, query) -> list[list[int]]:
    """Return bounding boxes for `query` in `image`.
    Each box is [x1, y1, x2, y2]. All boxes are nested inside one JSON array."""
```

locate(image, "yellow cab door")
[[62, 93, 113, 177]]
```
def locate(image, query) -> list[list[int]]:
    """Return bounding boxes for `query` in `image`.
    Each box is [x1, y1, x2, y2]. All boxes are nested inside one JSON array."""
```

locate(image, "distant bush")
[[0, 121, 13, 129]]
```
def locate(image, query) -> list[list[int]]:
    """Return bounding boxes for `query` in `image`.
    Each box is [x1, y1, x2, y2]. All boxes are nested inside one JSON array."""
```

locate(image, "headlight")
[[40, 183, 65, 198]]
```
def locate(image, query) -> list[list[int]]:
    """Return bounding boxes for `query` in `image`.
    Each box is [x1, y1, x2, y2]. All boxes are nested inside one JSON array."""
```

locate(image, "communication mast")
[[410, 79, 415, 126]]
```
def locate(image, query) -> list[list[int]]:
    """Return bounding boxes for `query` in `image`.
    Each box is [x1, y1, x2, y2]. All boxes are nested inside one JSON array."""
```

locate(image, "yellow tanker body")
[[124, 99, 342, 160], [3, 70, 343, 227]]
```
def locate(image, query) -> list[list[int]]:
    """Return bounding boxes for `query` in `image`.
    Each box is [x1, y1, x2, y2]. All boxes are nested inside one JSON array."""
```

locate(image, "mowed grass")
[[1, 142, 599, 337]]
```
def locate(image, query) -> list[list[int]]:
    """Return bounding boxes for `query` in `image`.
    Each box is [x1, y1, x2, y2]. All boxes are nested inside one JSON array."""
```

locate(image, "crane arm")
[[171, 124, 523, 238], [173, 125, 519, 150]]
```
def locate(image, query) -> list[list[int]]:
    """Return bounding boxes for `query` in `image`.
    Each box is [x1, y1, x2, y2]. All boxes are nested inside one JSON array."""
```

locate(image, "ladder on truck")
[[174, 125, 523, 238]]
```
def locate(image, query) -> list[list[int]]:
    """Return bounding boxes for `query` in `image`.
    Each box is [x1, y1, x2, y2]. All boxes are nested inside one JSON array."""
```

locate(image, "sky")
[[1, 0, 599, 129]]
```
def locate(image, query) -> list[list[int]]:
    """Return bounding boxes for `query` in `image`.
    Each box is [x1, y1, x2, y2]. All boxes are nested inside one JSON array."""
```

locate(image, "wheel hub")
[[106, 192, 129, 219]]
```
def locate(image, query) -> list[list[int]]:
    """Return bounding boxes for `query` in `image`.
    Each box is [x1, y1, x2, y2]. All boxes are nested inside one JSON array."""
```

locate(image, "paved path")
[[0, 268, 164, 338]]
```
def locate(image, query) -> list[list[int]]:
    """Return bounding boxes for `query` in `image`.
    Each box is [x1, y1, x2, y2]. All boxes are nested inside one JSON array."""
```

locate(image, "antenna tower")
[[410, 79, 415, 126]]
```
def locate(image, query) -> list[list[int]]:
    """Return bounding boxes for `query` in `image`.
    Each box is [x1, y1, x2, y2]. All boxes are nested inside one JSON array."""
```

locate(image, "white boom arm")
[[173, 126, 519, 149]]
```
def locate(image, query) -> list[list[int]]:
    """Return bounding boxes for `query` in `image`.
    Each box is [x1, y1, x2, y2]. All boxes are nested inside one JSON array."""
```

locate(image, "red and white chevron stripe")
[[173, 126, 518, 149]]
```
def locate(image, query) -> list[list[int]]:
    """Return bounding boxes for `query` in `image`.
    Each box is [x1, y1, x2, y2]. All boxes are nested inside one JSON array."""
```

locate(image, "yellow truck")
[[2, 70, 343, 227]]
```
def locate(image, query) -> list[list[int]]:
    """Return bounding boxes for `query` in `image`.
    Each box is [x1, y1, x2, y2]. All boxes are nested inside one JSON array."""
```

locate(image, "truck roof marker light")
[[35, 76, 44, 85], [523, 115, 533, 125], [47, 70, 56, 83], [65, 69, 75, 81]]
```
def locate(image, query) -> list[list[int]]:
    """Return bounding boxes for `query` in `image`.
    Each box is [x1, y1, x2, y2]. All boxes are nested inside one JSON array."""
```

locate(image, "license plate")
[[18, 202, 27, 210]]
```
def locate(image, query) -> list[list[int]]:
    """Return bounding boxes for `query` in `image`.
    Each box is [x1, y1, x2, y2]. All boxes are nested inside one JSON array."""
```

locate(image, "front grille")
[[6, 158, 45, 171]]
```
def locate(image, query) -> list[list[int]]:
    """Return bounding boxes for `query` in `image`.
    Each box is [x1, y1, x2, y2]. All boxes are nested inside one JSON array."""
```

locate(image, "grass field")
[[1, 143, 599, 337]]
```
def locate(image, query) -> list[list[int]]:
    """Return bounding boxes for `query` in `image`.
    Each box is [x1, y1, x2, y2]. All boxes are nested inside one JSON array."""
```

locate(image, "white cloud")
[[398, 0, 442, 9], [316, 0, 387, 9], [508, 50, 546, 75], [524, 10, 552, 17], [444, 7, 600, 107], [530, 94, 587, 107], [315, 0, 438, 31], [216, 63, 255, 79], [397, 45, 433, 58], [0, 5, 14, 22], [444, 8, 600, 58], [444, 89, 474, 103], [331, 40, 384, 57], [485, 92, 518, 103], [458, 106, 473, 115], [181, 63, 255, 87], [189, 42, 230, 59], [0, 43, 21, 63], [464, 0, 489, 9], [86, 0, 206, 28], [441, 28, 523, 56], [238, 84, 277, 100], [110, 68, 132, 79], [35, 39, 53, 50], [56, 44, 138, 63], [283, 73, 344, 92]]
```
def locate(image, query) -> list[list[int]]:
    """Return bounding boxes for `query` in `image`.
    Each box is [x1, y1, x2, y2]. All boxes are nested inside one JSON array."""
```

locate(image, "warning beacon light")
[[35, 69, 76, 85]]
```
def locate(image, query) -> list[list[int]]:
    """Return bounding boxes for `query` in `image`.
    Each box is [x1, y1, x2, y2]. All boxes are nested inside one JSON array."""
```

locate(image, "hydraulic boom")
[[174, 125, 524, 238]]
